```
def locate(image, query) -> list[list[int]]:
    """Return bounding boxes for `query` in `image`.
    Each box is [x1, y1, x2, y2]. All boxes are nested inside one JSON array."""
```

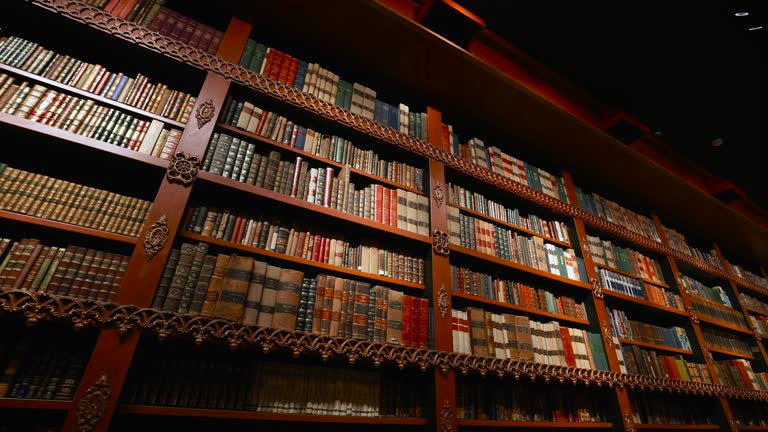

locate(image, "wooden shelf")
[[456, 419, 613, 428], [0, 209, 138, 244], [736, 282, 768, 301], [0, 63, 187, 128], [601, 290, 689, 318], [634, 424, 719, 430], [617, 338, 693, 355], [0, 112, 169, 169], [117, 405, 428, 424], [0, 398, 73, 411], [179, 231, 425, 290], [449, 203, 572, 248], [737, 426, 768, 431], [594, 262, 670, 289], [706, 346, 755, 360], [196, 171, 431, 245], [746, 307, 768, 318], [217, 123, 424, 196], [451, 291, 590, 326], [698, 316, 753, 336], [449, 245, 592, 291]]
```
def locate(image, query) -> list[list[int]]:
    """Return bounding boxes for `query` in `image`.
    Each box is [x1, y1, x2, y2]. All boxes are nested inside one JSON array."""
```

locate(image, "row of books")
[[621, 344, 712, 382], [597, 268, 684, 310], [749, 315, 768, 336], [451, 265, 587, 321], [445, 135, 570, 203], [712, 359, 768, 391], [0, 330, 91, 400], [446, 182, 571, 244], [689, 295, 749, 329], [0, 164, 152, 237], [730, 263, 768, 290], [0, 36, 197, 123], [103, 1, 224, 55], [237, 37, 425, 139], [587, 235, 666, 285], [201, 133, 431, 236], [575, 187, 661, 242], [124, 352, 424, 417], [220, 96, 425, 191], [732, 401, 768, 427], [183, 208, 425, 284], [628, 392, 715, 425], [0, 238, 128, 302], [606, 307, 692, 351], [740, 293, 768, 314], [456, 378, 608, 422], [677, 274, 732, 306], [700, 326, 753, 357], [451, 307, 609, 370], [448, 209, 585, 282], [661, 225, 724, 269]]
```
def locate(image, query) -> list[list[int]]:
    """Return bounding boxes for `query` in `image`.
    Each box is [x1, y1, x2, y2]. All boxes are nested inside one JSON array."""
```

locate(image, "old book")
[[256, 265, 281, 328], [161, 242, 196, 312], [177, 242, 209, 314], [212, 254, 254, 322], [272, 268, 304, 331], [199, 254, 231, 317], [329, 276, 345, 337], [242, 260, 268, 325], [386, 289, 404, 345]]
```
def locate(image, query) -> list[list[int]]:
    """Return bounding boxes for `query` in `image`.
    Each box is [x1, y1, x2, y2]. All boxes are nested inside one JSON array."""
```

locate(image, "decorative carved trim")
[[195, 98, 215, 129], [581, 238, 591, 259], [440, 400, 454, 432], [433, 183, 444, 208], [76, 374, 111, 432], [433, 230, 450, 257], [437, 285, 449, 319], [143, 215, 169, 262], [166, 152, 200, 186], [728, 416, 738, 432], [603, 321, 614, 349], [688, 306, 700, 325], [623, 409, 635, 432], [704, 350, 714, 363], [591, 277, 603, 299], [753, 327, 762, 341]]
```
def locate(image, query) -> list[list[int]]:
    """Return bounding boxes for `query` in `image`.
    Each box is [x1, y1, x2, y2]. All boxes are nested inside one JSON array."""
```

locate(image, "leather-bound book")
[[272, 268, 304, 331], [212, 254, 254, 322]]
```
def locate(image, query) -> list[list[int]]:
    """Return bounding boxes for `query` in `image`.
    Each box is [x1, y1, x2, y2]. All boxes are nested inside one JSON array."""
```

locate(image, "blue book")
[[576, 257, 588, 282], [109, 75, 130, 100], [294, 126, 307, 151], [294, 61, 308, 90], [388, 103, 399, 130], [248, 43, 268, 73], [373, 100, 385, 124]]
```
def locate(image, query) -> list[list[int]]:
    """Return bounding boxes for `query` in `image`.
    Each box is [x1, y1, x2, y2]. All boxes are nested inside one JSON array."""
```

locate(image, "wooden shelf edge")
[[594, 262, 669, 289], [0, 398, 73, 410], [746, 307, 768, 318], [456, 419, 613, 428], [0, 209, 139, 244], [117, 404, 427, 424], [618, 338, 693, 355], [450, 245, 592, 291], [706, 346, 755, 360], [450, 291, 590, 325], [698, 315, 753, 335], [217, 123, 425, 196], [0, 112, 170, 169], [634, 424, 719, 430], [737, 426, 768, 431], [0, 63, 186, 128], [178, 231, 425, 290], [602, 290, 688, 318], [196, 171, 432, 245]]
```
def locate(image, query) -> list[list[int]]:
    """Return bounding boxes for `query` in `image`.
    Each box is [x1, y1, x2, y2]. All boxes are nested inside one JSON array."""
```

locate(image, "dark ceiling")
[[457, 0, 767, 208]]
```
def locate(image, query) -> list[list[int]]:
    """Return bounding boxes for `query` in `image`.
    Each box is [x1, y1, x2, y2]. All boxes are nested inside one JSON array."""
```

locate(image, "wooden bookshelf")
[[633, 425, 719, 430], [697, 315, 753, 336], [0, 209, 139, 244], [594, 262, 670, 289], [450, 291, 590, 325], [0, 398, 72, 411], [601, 289, 689, 318], [456, 419, 613, 428], [617, 338, 693, 356], [746, 307, 768, 318], [117, 405, 428, 424], [737, 426, 768, 431], [217, 123, 424, 196], [706, 346, 755, 360]]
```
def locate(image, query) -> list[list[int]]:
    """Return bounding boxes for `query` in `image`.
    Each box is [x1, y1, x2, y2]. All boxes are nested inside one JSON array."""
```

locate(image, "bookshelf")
[[0, 0, 767, 431]]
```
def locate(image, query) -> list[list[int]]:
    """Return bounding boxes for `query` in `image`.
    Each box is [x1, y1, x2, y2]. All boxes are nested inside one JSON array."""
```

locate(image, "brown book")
[[256, 265, 281, 328], [10, 242, 44, 290], [310, 274, 326, 333], [19, 245, 50, 290], [319, 275, 335, 336], [66, 248, 97, 298], [351, 281, 371, 340], [212, 254, 254, 322], [41, 245, 75, 294], [242, 260, 268, 325], [199, 254, 231, 317], [385, 289, 404, 345], [466, 307, 489, 357], [329, 276, 346, 337], [271, 268, 304, 331]]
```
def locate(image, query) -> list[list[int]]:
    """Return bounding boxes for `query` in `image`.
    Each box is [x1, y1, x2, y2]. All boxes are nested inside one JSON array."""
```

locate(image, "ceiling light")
[[712, 138, 724, 147], [735, 12, 749, 16], [749, 26, 763, 30]]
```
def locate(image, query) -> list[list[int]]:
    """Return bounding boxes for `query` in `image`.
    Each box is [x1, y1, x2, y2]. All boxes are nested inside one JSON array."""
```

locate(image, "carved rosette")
[[687, 306, 700, 325], [438, 285, 449, 319], [77, 374, 111, 432], [433, 230, 450, 257], [441, 400, 454, 432], [623, 409, 635, 432], [166, 152, 200, 186], [603, 321, 614, 349], [591, 277, 603, 299], [144, 215, 169, 262], [195, 98, 215, 129], [433, 182, 444, 208]]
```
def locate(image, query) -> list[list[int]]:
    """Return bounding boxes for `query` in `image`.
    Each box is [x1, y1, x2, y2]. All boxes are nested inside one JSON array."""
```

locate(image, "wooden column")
[[59, 18, 249, 432]]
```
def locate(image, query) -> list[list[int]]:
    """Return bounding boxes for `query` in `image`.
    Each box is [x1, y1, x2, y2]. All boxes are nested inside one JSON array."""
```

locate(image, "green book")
[[239, 38, 256, 67]]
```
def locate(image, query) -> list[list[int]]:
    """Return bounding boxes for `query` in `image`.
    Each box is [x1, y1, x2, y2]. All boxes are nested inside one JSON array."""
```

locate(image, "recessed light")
[[735, 12, 749, 16], [749, 26, 763, 30], [712, 138, 724, 147]]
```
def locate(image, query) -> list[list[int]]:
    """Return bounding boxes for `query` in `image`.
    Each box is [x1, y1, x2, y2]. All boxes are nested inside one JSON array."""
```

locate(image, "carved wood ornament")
[[591, 277, 603, 299], [433, 182, 444, 208], [623, 409, 635, 432], [77, 374, 111, 432], [195, 98, 215, 129], [441, 400, 454, 432], [438, 284, 449, 319], [166, 152, 200, 186], [144, 215, 169, 262], [433, 230, 450, 256], [603, 321, 614, 349], [688, 306, 700, 325]]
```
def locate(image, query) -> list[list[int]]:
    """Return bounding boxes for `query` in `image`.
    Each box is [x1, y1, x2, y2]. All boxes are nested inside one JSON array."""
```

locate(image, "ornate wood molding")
[[581, 238, 591, 259], [2, 288, 766, 401], [754, 327, 763, 341], [591, 277, 603, 299], [623, 409, 635, 432], [166, 152, 200, 186], [437, 284, 449, 319], [728, 416, 738, 432], [76, 374, 111, 432], [687, 306, 700, 325], [433, 183, 444, 208], [602, 320, 614, 349], [195, 98, 215, 129], [433, 230, 450, 257], [440, 400, 454, 432], [143, 215, 169, 262]]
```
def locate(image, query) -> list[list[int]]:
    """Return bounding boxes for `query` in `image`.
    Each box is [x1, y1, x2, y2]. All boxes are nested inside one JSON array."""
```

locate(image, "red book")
[[187, 22, 205, 48], [286, 57, 300, 87], [323, 167, 334, 207], [310, 234, 322, 262], [197, 26, 215, 51], [115, 0, 138, 18], [322, 238, 331, 264], [169, 14, 189, 40], [419, 298, 428, 349], [277, 54, 293, 84], [412, 296, 421, 348], [389, 189, 397, 227], [207, 30, 223, 55], [104, 0, 122, 13], [158, 9, 178, 36], [178, 18, 197, 44], [559, 327, 577, 367], [402, 294, 412, 347], [229, 216, 243, 242], [269, 50, 284, 80], [147, 6, 169, 32], [374, 185, 383, 223], [382, 186, 390, 227]]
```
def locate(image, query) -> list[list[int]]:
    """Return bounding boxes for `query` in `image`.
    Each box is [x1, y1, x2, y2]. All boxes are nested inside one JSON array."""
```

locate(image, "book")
[[212, 254, 254, 322]]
